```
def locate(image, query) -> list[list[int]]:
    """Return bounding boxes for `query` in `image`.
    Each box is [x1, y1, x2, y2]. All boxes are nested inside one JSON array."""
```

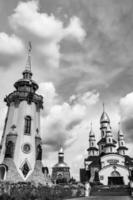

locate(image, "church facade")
[[0, 44, 49, 184], [80, 107, 133, 186]]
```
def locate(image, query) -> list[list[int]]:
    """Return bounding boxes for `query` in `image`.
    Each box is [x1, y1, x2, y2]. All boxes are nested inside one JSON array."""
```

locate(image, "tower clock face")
[[22, 143, 31, 154]]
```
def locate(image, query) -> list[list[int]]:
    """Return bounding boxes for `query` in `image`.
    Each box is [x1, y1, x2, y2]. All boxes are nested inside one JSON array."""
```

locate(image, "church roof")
[[125, 155, 133, 166], [88, 157, 101, 168], [117, 146, 128, 150], [53, 162, 69, 168], [87, 147, 98, 151], [97, 138, 117, 145], [104, 143, 116, 148]]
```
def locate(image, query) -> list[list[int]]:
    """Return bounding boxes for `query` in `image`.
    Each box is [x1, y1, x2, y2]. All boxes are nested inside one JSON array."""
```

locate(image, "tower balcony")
[[4, 90, 43, 109]]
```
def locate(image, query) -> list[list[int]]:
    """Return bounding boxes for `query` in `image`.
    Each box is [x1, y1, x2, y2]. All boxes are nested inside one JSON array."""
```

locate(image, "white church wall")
[[99, 165, 129, 185], [101, 154, 125, 168]]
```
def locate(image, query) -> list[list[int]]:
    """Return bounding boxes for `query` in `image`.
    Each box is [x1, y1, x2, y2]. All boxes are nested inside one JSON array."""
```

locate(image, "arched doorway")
[[108, 170, 124, 185], [0, 165, 6, 180]]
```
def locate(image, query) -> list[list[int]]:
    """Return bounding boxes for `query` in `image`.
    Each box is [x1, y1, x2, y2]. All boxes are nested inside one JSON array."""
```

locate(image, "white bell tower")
[[0, 43, 49, 184]]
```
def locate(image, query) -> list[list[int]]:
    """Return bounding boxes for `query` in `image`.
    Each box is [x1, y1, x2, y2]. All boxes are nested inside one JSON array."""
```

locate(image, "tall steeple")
[[0, 43, 49, 184], [98, 104, 111, 155], [104, 124, 116, 154], [87, 123, 98, 156], [117, 123, 128, 155], [23, 42, 32, 80]]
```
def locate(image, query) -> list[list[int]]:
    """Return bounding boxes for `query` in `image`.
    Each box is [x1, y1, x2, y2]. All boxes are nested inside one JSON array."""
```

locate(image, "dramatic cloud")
[[120, 92, 133, 142], [41, 102, 86, 151], [0, 33, 23, 55], [39, 82, 99, 152], [38, 82, 58, 114], [9, 0, 86, 68], [69, 90, 99, 106]]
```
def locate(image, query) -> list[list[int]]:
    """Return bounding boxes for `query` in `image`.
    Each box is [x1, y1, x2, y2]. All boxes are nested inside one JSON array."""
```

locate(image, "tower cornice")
[[4, 90, 43, 109]]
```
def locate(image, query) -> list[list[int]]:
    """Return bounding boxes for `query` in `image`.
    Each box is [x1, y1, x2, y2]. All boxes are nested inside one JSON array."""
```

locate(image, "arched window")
[[24, 116, 31, 135], [0, 166, 6, 180], [5, 141, 14, 158]]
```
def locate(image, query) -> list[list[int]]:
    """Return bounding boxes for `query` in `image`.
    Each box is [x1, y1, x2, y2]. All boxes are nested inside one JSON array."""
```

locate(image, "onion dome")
[[100, 103, 110, 123], [100, 111, 110, 123], [117, 123, 128, 153], [89, 123, 95, 140], [118, 123, 124, 141], [54, 162, 69, 168], [53, 146, 69, 168]]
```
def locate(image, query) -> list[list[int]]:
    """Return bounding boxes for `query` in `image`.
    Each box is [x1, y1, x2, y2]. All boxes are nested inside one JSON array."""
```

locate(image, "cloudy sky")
[[1, 0, 133, 180]]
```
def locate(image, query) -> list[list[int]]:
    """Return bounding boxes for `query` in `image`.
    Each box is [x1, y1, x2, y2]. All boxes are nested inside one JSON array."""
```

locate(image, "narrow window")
[[5, 141, 14, 158], [24, 116, 31, 135]]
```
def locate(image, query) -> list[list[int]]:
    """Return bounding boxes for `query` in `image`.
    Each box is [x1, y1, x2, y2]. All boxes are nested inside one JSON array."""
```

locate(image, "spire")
[[89, 122, 94, 137], [23, 42, 32, 80], [103, 102, 105, 112], [25, 41, 32, 71]]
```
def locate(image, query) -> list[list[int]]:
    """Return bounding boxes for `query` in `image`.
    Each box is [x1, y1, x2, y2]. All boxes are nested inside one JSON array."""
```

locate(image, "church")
[[0, 43, 50, 185], [80, 106, 133, 186], [52, 146, 70, 184]]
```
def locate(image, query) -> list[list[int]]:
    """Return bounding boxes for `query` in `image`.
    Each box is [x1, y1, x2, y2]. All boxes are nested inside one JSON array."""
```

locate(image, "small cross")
[[11, 125, 16, 131]]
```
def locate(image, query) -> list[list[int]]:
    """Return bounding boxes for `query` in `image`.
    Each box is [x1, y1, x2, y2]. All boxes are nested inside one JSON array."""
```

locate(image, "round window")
[[22, 144, 31, 154]]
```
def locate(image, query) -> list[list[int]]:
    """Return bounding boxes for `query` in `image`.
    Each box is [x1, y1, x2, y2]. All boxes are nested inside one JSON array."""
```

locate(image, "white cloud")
[[120, 92, 133, 121], [64, 16, 86, 43], [38, 82, 58, 113], [119, 92, 133, 142], [0, 33, 23, 55], [9, 0, 86, 68]]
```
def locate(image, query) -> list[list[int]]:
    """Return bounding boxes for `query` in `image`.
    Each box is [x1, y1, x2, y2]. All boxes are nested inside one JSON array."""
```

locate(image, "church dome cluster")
[[80, 106, 133, 186]]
